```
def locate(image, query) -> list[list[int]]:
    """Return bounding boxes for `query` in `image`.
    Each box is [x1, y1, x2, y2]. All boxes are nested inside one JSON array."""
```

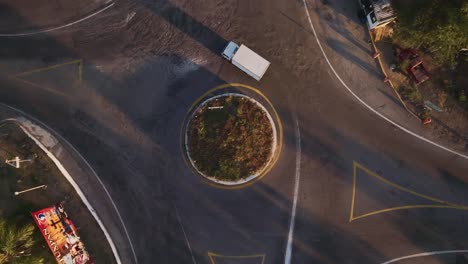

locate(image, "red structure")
[[32, 204, 93, 264], [398, 49, 430, 85]]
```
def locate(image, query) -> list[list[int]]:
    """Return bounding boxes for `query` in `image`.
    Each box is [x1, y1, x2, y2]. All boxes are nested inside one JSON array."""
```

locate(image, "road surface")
[[0, 0, 467, 263]]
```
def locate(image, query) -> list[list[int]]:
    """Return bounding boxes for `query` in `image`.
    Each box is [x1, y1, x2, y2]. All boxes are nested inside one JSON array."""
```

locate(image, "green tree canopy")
[[0, 220, 43, 264], [393, 0, 468, 68]]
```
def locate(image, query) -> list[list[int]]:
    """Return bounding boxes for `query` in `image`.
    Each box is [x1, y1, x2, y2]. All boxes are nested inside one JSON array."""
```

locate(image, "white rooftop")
[[372, 0, 395, 21]]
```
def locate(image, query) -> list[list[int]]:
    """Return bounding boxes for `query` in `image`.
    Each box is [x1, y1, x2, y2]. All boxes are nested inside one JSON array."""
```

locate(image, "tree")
[[393, 0, 468, 68], [0, 220, 43, 264]]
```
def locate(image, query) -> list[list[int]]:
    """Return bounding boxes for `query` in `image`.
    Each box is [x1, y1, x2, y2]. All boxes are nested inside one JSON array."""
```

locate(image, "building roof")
[[372, 0, 395, 21]]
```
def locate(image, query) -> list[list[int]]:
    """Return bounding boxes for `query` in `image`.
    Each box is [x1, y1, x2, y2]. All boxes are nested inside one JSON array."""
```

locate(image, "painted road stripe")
[[0, 2, 115, 37], [284, 117, 301, 264], [300, 0, 468, 160], [350, 161, 468, 221], [0, 104, 138, 264], [174, 203, 197, 264], [381, 250, 468, 264], [9, 59, 83, 78], [208, 252, 265, 264], [9, 119, 123, 264]]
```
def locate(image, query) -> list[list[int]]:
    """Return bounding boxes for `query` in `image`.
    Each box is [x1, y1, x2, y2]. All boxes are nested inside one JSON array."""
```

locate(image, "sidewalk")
[[309, 0, 468, 155], [0, 103, 136, 264]]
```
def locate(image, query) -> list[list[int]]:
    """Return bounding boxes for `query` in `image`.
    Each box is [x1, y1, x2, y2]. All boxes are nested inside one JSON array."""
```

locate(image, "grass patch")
[[0, 172, 56, 264], [397, 59, 411, 75], [401, 86, 422, 103], [188, 95, 274, 181]]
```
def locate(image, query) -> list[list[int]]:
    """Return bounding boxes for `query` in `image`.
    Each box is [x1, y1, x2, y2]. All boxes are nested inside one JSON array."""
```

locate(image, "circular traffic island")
[[185, 94, 277, 186]]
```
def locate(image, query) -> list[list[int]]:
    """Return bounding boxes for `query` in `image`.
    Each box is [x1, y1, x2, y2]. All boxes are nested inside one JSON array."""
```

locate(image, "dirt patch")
[[187, 95, 274, 182], [0, 122, 114, 263]]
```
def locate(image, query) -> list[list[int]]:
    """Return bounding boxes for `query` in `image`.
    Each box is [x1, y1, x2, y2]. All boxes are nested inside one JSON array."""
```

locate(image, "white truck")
[[221, 41, 270, 81], [357, 0, 396, 30]]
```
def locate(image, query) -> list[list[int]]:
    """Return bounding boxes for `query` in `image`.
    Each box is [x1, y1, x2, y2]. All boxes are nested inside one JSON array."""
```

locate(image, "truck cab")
[[221, 41, 239, 61]]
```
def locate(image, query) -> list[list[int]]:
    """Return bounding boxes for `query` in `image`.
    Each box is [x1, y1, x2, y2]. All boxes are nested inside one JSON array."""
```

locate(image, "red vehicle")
[[398, 49, 430, 85]]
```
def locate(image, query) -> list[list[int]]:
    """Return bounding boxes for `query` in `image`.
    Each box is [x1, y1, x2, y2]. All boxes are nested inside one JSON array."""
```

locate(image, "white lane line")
[[0, 2, 115, 37], [5, 119, 123, 264], [300, 0, 468, 160], [285, 117, 301, 264], [174, 203, 197, 264], [380, 250, 468, 264], [0, 104, 138, 264]]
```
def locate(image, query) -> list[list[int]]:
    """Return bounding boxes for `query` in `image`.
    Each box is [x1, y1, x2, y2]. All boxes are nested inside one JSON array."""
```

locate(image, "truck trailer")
[[222, 41, 270, 81]]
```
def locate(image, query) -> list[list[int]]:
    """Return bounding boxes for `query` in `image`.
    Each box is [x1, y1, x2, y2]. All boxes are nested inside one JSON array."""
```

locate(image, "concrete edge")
[[301, 0, 468, 161], [2, 118, 123, 264], [184, 93, 278, 186]]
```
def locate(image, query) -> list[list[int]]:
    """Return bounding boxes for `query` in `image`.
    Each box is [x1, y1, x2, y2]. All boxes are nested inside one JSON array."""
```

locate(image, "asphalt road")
[[1, 0, 468, 263]]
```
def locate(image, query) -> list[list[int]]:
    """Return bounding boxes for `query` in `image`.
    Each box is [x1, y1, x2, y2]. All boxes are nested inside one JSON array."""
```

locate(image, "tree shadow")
[[2, 1, 468, 264], [326, 37, 383, 78], [141, 0, 228, 55], [431, 116, 468, 147]]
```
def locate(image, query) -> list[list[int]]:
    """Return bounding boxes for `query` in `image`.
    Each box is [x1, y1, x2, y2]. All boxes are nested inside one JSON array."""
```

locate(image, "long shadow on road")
[[142, 0, 228, 55], [325, 37, 382, 78], [2, 1, 468, 264]]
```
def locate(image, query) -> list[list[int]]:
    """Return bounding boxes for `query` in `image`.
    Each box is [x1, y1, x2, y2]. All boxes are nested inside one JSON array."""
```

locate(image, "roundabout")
[[1, 0, 468, 263], [180, 84, 283, 189], [184, 93, 277, 185]]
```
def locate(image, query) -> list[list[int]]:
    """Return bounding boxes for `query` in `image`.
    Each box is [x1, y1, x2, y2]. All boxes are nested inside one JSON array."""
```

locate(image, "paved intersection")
[[1, 0, 468, 263]]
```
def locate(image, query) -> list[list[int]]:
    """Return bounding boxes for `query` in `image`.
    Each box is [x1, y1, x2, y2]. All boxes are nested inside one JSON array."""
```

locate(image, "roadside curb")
[[0, 118, 122, 264], [0, 104, 137, 264], [301, 0, 468, 160], [179, 83, 284, 189], [367, 30, 422, 122], [183, 93, 278, 186]]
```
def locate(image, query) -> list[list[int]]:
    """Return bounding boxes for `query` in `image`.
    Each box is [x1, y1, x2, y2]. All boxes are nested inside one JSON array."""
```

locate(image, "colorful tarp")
[[32, 204, 93, 264]]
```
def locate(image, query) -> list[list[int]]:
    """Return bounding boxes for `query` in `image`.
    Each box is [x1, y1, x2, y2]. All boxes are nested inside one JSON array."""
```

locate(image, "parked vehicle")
[[357, 0, 396, 30], [221, 41, 270, 81]]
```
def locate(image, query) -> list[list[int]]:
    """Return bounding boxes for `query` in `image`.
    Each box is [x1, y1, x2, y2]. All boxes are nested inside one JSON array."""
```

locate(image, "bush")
[[393, 0, 468, 68], [402, 86, 422, 103], [443, 79, 455, 92], [0, 219, 44, 264], [397, 59, 411, 74], [458, 90, 467, 102], [187, 96, 273, 181]]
